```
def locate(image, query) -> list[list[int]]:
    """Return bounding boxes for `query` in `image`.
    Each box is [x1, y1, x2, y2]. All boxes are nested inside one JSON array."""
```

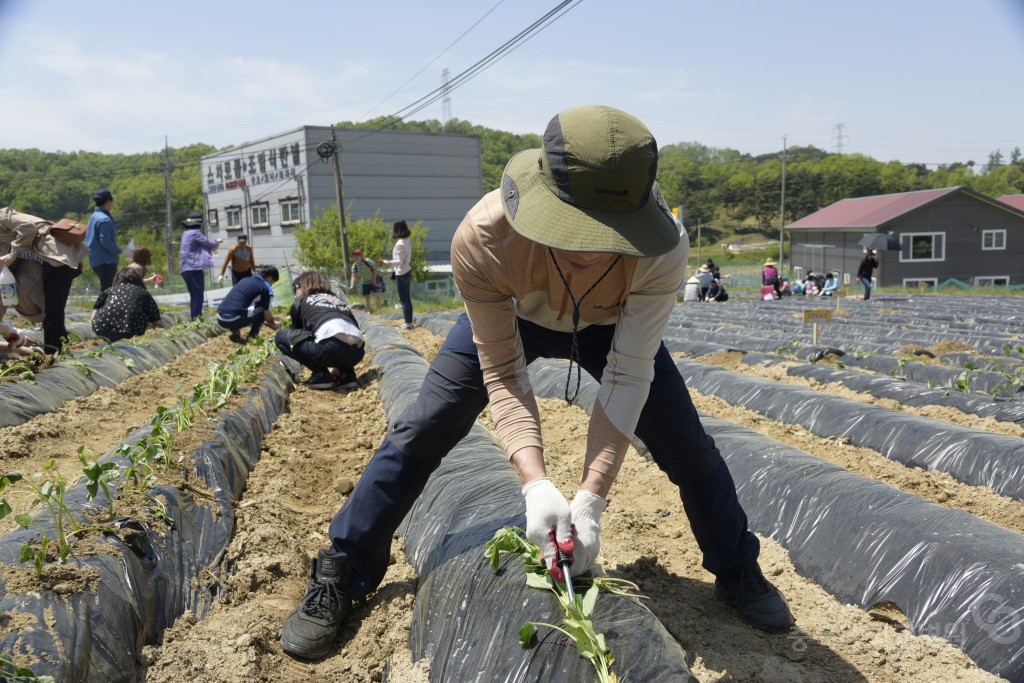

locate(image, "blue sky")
[[1, 0, 1022, 167]]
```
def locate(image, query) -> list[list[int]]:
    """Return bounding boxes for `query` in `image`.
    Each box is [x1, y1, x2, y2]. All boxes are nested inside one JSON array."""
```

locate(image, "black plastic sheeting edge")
[[670, 357, 1024, 500], [526, 357, 1024, 681], [358, 321, 697, 683], [0, 356, 301, 683], [739, 352, 1024, 424], [0, 318, 223, 429]]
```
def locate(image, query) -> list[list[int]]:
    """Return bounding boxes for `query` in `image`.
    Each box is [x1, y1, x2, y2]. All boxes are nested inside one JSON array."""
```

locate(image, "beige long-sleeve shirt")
[[452, 189, 687, 481]]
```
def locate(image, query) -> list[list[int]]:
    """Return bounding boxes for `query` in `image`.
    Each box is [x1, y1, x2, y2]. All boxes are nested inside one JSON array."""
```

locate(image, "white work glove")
[[0, 322, 40, 352], [217, 275, 224, 284], [568, 490, 607, 578], [522, 477, 573, 582]]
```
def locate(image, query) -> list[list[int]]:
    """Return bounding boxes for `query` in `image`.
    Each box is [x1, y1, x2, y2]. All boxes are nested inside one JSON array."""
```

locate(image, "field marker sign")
[[804, 309, 833, 345]]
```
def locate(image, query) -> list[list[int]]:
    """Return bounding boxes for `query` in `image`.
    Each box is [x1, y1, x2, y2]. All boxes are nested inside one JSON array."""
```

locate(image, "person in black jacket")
[[90, 268, 162, 342], [855, 250, 878, 300], [275, 271, 365, 390]]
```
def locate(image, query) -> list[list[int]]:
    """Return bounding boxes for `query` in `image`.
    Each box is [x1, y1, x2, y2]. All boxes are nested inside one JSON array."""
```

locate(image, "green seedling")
[[0, 654, 55, 682], [773, 340, 800, 357], [60, 359, 92, 377], [0, 471, 24, 520], [56, 333, 81, 359], [145, 493, 175, 528], [991, 367, 1024, 400], [78, 447, 120, 519], [486, 526, 642, 683], [13, 459, 113, 580], [0, 362, 36, 382], [953, 362, 977, 394]]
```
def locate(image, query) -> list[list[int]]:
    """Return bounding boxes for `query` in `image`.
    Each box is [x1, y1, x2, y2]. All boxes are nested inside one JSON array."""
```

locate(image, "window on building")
[[975, 276, 1010, 287], [226, 206, 242, 231], [281, 199, 301, 225], [982, 229, 1006, 250], [250, 203, 269, 228], [900, 232, 945, 262], [207, 209, 218, 227], [903, 278, 938, 290]]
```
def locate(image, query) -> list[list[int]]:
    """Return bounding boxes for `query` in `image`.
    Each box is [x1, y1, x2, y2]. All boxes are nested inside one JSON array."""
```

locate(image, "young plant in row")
[[0, 361, 36, 382], [0, 655, 54, 683], [6, 459, 113, 580], [486, 525, 643, 683]]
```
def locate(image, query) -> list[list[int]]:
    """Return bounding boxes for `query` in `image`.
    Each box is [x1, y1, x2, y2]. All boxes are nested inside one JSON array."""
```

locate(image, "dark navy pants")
[[329, 313, 759, 598], [396, 271, 413, 324], [274, 330, 365, 373], [181, 270, 206, 320]]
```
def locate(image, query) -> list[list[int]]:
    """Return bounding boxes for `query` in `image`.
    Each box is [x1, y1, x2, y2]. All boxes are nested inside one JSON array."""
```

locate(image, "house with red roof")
[[785, 187, 1024, 288], [999, 194, 1024, 212]]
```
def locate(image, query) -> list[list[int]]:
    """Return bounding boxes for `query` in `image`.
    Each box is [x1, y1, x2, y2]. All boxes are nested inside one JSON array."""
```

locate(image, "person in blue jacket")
[[216, 264, 280, 343], [86, 188, 121, 297]]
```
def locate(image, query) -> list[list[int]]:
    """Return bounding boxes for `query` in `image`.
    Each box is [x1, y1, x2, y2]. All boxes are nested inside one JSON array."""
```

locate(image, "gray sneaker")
[[281, 549, 353, 659], [715, 562, 795, 631]]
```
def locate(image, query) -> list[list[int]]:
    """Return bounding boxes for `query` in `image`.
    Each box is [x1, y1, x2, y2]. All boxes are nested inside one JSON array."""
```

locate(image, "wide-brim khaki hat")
[[764, 259, 777, 266], [500, 105, 680, 257]]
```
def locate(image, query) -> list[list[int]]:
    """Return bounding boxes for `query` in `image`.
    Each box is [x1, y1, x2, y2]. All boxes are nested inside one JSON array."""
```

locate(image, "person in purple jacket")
[[178, 212, 222, 319]]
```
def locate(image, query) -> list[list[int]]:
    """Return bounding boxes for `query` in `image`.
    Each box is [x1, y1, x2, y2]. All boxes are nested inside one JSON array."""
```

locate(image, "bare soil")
[[0, 320, 1013, 682]]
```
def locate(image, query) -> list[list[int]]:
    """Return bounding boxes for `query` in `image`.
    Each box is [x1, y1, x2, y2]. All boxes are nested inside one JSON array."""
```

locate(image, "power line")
[[356, 0, 506, 121], [347, 0, 580, 143]]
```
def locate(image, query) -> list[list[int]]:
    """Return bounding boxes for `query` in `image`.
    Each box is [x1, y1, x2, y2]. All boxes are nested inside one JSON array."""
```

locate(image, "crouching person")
[[216, 264, 280, 343], [91, 268, 162, 342], [275, 272, 364, 390]]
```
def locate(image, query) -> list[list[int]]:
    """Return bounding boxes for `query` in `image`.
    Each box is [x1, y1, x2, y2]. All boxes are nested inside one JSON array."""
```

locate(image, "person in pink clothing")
[[280, 105, 794, 661]]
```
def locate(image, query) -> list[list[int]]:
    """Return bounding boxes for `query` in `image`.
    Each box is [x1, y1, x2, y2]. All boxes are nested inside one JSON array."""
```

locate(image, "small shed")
[[786, 187, 1024, 288]]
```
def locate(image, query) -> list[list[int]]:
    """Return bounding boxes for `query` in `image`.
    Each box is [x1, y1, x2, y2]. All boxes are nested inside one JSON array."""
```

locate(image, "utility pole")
[[779, 135, 787, 275], [330, 126, 351, 277], [696, 219, 702, 266], [162, 136, 174, 291]]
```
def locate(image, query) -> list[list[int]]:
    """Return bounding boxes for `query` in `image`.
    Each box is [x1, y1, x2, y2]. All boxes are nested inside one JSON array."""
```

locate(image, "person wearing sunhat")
[[280, 105, 794, 661], [178, 211, 222, 320], [762, 258, 782, 298], [86, 188, 121, 297], [698, 263, 715, 301]]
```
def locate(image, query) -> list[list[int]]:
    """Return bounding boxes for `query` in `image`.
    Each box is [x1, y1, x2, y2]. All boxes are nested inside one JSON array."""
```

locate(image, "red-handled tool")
[[556, 548, 575, 603]]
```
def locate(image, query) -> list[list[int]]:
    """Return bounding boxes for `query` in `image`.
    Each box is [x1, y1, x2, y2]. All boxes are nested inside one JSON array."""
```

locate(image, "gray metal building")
[[201, 125, 483, 270], [786, 187, 1024, 288]]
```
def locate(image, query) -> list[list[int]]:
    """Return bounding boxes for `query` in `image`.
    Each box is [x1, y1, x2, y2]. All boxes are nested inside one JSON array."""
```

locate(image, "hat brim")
[[500, 149, 679, 257]]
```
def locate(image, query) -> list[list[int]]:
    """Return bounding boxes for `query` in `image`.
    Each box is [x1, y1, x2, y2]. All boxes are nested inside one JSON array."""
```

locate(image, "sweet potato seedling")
[[0, 654, 54, 683], [486, 525, 642, 683], [12, 459, 113, 580]]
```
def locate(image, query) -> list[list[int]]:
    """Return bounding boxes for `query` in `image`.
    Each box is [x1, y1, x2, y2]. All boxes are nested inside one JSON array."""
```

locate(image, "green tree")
[[292, 206, 430, 282]]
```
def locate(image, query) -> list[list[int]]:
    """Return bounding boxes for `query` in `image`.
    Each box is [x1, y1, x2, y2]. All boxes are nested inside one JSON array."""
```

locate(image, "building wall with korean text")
[[201, 125, 483, 273]]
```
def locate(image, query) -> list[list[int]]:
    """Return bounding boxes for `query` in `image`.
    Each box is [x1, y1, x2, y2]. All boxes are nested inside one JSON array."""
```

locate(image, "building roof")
[[999, 194, 1024, 212], [787, 187, 963, 230], [787, 186, 1024, 231]]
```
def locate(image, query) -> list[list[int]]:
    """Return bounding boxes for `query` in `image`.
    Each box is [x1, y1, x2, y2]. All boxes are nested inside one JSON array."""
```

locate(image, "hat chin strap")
[[547, 248, 621, 405]]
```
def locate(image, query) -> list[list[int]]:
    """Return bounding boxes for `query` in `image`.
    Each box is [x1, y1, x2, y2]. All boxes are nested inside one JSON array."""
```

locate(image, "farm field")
[[1, 293, 1022, 682]]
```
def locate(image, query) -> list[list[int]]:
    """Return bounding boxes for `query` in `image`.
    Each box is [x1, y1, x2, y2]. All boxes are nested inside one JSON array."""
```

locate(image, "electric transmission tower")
[[441, 68, 452, 125], [833, 123, 846, 154]]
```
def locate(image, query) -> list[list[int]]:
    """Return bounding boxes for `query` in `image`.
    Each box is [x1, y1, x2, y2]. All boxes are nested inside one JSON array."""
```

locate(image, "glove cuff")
[[521, 476, 553, 497], [572, 490, 607, 517]]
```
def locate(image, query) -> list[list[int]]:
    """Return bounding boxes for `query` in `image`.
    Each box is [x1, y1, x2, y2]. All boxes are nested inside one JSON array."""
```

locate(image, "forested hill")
[[2, 118, 1021, 244]]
